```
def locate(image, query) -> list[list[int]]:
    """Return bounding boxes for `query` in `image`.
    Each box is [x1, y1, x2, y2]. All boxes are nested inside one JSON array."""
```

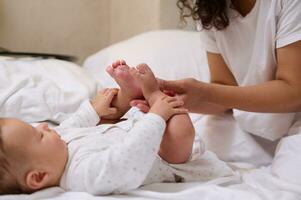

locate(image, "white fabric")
[[272, 114, 301, 185], [0, 58, 97, 123], [197, 0, 301, 141], [2, 161, 301, 200], [57, 100, 232, 195], [83, 30, 210, 89], [272, 134, 301, 185], [194, 113, 273, 167]]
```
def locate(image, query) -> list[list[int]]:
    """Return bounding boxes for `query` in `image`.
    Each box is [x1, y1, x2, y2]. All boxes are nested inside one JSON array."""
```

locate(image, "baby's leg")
[[159, 114, 195, 164], [104, 60, 143, 120], [130, 64, 195, 164]]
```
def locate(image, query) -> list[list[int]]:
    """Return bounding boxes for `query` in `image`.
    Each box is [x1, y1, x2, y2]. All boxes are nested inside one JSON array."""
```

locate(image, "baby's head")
[[0, 118, 68, 194]]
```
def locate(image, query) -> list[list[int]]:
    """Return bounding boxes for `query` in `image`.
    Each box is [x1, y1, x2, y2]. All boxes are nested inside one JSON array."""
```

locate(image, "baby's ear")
[[25, 170, 50, 190]]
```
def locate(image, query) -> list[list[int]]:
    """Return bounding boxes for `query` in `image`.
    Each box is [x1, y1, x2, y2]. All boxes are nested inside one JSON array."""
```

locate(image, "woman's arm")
[[204, 40, 301, 113], [158, 52, 237, 115], [199, 52, 238, 114], [159, 41, 301, 114]]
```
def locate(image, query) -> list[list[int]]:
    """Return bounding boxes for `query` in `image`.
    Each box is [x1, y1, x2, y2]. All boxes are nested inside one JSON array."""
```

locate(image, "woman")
[[133, 0, 301, 185]]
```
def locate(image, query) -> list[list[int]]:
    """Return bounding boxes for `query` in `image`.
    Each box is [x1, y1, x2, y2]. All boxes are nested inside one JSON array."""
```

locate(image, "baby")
[[0, 61, 231, 195]]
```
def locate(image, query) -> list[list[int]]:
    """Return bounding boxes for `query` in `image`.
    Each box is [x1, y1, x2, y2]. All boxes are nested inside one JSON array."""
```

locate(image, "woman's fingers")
[[158, 79, 185, 93]]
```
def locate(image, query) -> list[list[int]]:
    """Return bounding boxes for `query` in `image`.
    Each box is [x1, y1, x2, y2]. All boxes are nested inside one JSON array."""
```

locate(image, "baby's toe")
[[112, 60, 122, 68], [143, 64, 152, 73], [119, 64, 130, 71], [136, 63, 148, 74], [119, 59, 126, 65], [106, 65, 115, 76]]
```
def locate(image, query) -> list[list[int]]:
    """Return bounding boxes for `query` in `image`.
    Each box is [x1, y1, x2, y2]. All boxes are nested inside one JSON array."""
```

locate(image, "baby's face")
[[1, 119, 67, 176]]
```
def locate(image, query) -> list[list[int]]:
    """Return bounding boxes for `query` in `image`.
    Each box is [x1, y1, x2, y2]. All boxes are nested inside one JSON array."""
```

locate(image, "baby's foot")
[[106, 60, 143, 99], [129, 64, 164, 104]]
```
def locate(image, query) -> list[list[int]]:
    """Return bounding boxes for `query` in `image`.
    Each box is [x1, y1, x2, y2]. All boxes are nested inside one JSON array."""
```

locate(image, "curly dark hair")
[[177, 0, 230, 30]]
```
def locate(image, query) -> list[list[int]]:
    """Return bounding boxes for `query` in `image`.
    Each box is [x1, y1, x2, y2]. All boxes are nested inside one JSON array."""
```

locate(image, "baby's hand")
[[91, 88, 118, 117], [149, 95, 188, 121]]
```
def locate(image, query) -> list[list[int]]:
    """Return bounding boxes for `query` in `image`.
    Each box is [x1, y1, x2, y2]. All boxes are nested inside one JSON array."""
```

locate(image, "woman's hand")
[[158, 78, 205, 112], [91, 88, 118, 117], [131, 78, 206, 113], [132, 78, 229, 114]]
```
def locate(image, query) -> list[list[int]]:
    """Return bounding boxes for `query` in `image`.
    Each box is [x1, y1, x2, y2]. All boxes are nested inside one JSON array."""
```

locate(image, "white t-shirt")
[[198, 0, 301, 141]]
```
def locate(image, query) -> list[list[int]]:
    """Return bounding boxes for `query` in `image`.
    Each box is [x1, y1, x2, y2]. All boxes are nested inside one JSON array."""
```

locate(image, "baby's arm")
[[57, 100, 100, 129], [58, 89, 118, 129]]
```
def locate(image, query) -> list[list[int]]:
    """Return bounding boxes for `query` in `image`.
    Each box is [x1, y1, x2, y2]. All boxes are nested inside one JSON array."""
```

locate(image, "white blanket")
[[0, 58, 97, 123], [1, 166, 300, 200]]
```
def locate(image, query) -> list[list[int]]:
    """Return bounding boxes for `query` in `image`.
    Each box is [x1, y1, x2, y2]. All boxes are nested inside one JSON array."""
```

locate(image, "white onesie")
[[57, 100, 233, 195]]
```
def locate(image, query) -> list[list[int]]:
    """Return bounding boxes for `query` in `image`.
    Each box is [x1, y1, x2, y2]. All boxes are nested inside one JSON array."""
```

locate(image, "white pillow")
[[83, 30, 210, 88]]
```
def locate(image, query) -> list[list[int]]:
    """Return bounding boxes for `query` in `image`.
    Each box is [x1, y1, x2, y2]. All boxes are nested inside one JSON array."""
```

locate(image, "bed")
[[1, 30, 301, 200]]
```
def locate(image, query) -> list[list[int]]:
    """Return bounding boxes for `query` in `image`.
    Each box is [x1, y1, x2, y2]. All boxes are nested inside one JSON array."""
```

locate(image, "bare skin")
[[231, 0, 256, 17], [105, 60, 195, 164]]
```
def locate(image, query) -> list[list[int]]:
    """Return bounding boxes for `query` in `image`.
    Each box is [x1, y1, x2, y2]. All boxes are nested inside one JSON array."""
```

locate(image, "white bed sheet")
[[1, 33, 301, 199], [1, 161, 300, 200]]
